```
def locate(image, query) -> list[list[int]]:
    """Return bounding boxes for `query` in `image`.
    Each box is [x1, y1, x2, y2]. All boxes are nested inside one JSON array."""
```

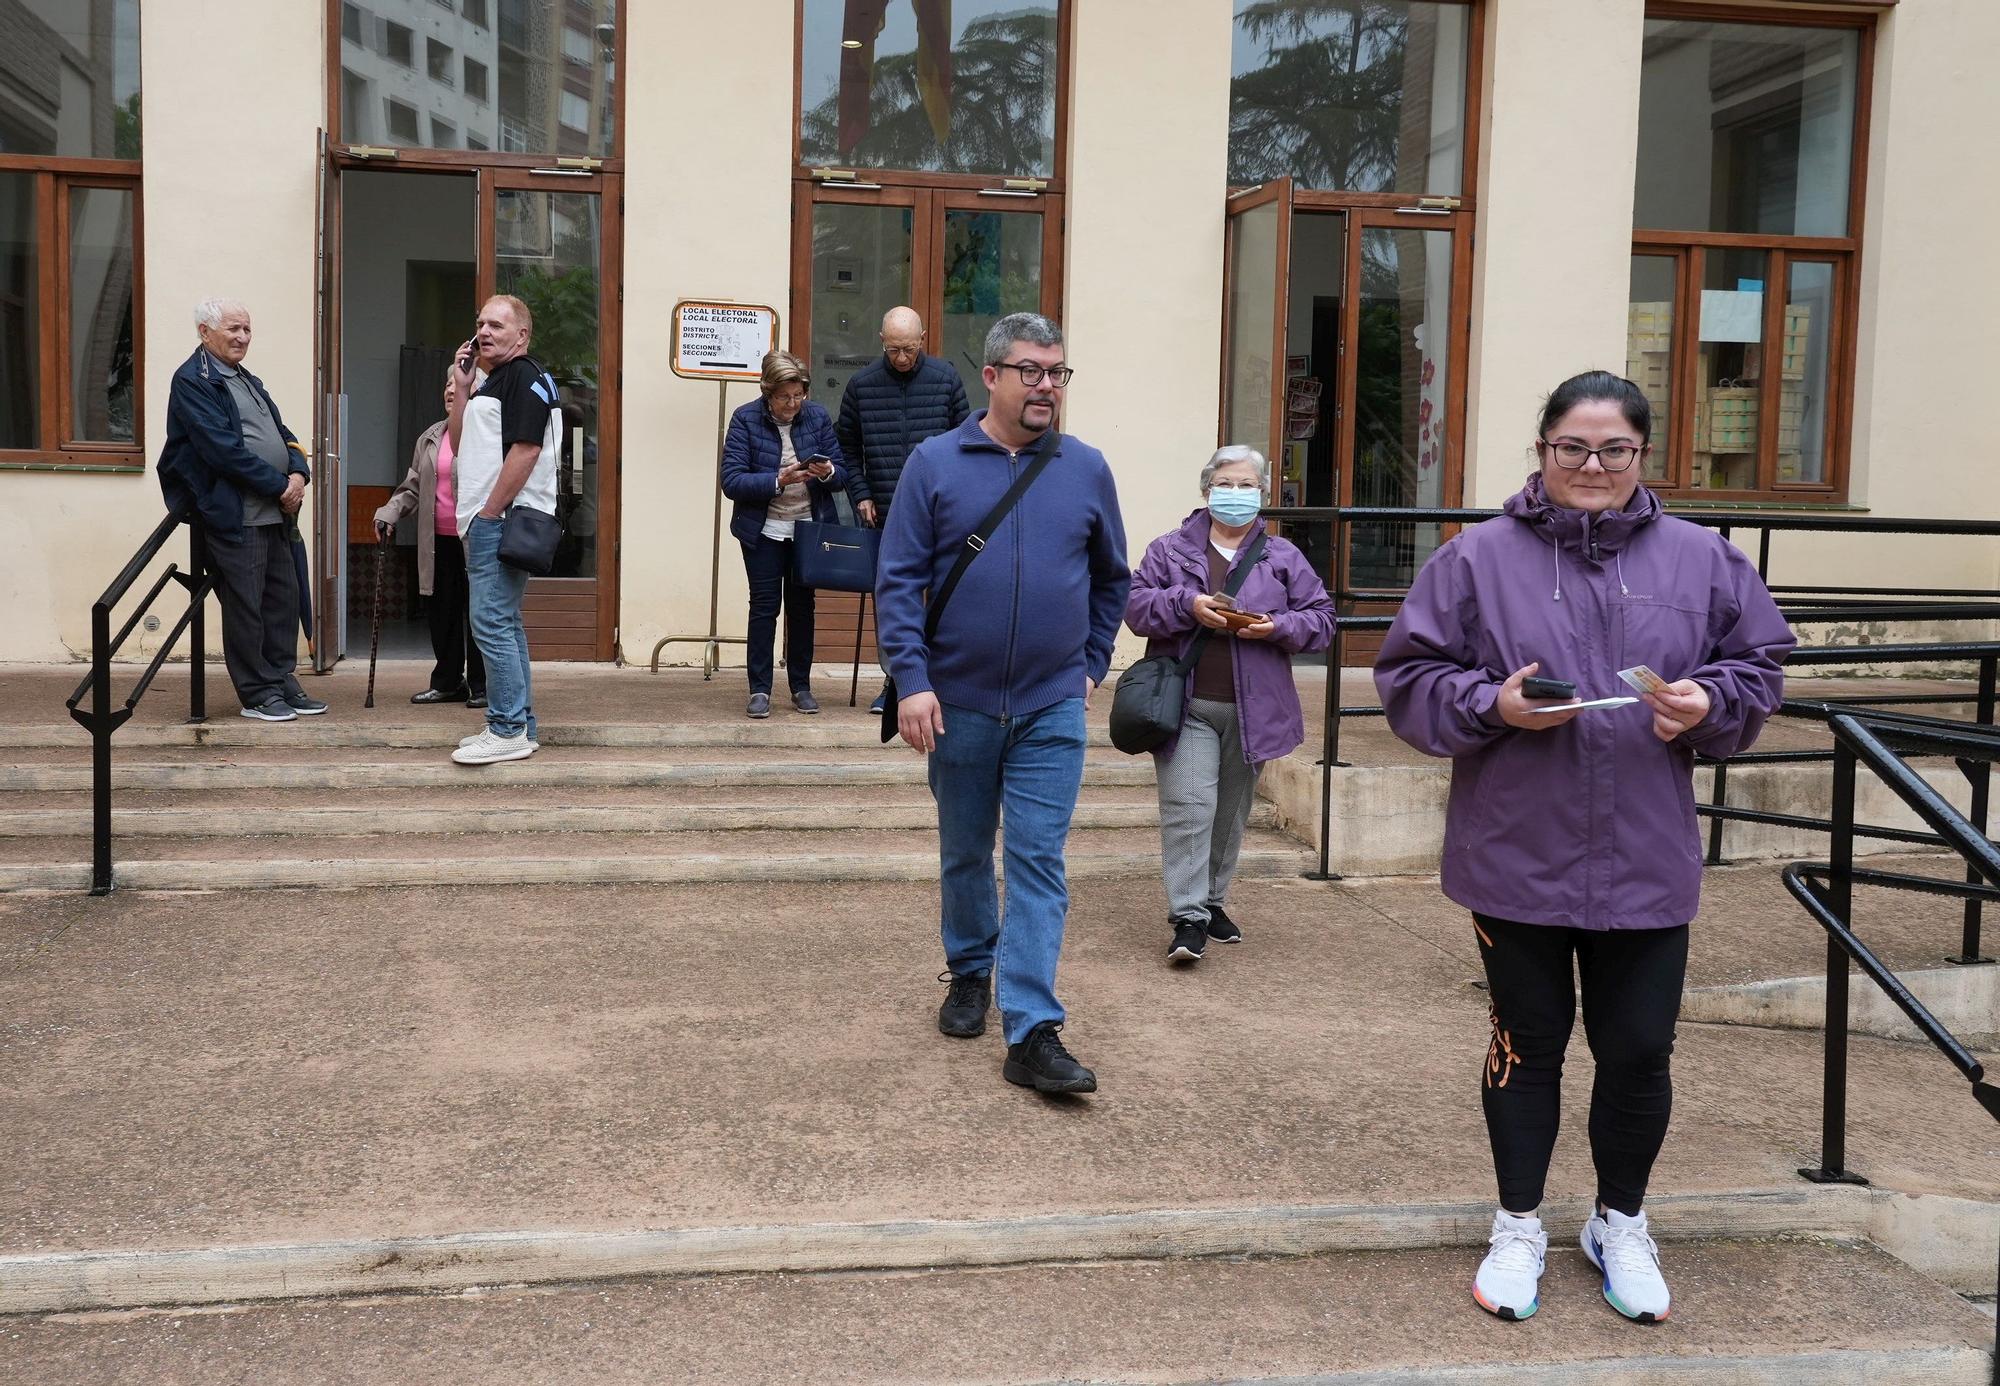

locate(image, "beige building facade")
[[1, 0, 1993, 667]]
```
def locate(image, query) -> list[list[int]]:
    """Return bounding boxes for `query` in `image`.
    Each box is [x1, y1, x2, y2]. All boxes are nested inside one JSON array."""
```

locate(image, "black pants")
[[1473, 913, 1689, 1218], [427, 533, 485, 697], [204, 521, 304, 710], [741, 535, 815, 696]]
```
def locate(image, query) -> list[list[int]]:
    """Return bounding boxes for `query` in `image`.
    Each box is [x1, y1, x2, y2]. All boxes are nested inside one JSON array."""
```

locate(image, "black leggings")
[[1473, 914, 1689, 1218]]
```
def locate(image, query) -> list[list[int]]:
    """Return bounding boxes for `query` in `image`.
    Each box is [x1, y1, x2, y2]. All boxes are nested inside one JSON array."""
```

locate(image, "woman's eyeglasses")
[[1540, 439, 1643, 472]]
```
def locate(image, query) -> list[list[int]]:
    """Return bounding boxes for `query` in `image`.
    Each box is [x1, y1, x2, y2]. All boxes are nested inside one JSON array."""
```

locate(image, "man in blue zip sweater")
[[876, 312, 1130, 1095]]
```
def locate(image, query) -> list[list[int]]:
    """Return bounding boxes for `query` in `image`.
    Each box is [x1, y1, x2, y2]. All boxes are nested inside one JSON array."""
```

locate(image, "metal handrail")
[[1778, 710, 2000, 1371], [65, 512, 212, 894]]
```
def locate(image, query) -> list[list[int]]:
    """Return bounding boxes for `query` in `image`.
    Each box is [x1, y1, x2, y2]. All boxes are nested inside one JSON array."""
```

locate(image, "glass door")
[[1220, 178, 1293, 472], [794, 182, 1062, 672], [483, 170, 622, 660]]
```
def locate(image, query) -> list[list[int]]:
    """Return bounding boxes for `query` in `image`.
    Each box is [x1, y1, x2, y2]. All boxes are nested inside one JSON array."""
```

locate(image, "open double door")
[[1222, 176, 1469, 659], [790, 179, 1062, 665], [311, 154, 622, 668]]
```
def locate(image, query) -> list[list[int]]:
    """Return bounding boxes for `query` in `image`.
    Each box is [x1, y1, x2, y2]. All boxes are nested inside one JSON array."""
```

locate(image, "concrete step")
[[0, 719, 1125, 751], [0, 798, 1278, 840], [1, 1237, 1991, 1384], [0, 757, 1163, 793], [0, 833, 1310, 892]]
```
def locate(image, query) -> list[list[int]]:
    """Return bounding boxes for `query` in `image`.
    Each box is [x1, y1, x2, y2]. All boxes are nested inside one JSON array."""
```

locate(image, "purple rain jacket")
[[1373, 475, 1796, 930], [1125, 508, 1336, 765]]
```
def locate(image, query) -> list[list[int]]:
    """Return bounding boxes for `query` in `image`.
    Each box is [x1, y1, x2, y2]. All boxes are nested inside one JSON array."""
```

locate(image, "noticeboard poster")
[[671, 301, 781, 381]]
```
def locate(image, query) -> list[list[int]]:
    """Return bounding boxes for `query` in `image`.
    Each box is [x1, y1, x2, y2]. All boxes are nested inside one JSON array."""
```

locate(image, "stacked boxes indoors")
[[1627, 302, 1811, 491]]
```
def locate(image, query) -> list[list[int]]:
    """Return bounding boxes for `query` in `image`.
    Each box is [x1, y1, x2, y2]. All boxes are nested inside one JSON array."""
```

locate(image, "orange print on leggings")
[[1485, 1004, 1520, 1090]]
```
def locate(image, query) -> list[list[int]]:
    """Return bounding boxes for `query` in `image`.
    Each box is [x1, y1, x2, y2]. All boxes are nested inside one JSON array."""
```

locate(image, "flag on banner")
[[912, 0, 954, 146], [837, 0, 892, 157]]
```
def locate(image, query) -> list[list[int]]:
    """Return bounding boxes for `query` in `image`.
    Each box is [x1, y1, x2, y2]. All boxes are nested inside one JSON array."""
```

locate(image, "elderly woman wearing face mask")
[[1124, 444, 1334, 966]]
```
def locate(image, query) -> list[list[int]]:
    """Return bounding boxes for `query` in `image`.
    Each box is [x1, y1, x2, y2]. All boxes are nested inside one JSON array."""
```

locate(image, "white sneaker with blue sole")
[[1472, 1209, 1545, 1320], [1582, 1206, 1671, 1322]]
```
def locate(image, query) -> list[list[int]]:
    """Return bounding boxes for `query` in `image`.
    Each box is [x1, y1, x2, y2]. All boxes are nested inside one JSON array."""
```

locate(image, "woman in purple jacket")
[[1126, 445, 1334, 965], [1375, 371, 1794, 1326]]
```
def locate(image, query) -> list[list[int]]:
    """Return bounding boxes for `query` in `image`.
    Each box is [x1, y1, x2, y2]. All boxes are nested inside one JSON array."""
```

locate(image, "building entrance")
[[1223, 177, 1468, 663], [312, 162, 621, 667]]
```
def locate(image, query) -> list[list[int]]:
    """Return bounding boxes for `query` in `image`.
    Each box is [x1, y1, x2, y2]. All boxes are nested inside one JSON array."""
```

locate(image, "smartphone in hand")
[[1521, 675, 1578, 700]]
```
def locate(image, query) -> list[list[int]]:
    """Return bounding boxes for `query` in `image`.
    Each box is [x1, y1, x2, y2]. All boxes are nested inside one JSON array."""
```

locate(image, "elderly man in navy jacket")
[[876, 312, 1129, 1096], [838, 306, 970, 714], [157, 299, 324, 723]]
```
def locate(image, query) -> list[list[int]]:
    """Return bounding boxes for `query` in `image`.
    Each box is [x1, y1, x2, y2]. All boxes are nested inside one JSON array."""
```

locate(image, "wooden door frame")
[[482, 167, 624, 660]]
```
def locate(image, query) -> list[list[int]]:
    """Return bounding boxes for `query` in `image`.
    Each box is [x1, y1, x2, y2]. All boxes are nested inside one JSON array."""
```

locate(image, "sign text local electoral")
[[671, 301, 781, 381]]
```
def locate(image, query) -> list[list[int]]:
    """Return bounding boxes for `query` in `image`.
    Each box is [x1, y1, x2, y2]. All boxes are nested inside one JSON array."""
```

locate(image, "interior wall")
[[340, 171, 476, 492]]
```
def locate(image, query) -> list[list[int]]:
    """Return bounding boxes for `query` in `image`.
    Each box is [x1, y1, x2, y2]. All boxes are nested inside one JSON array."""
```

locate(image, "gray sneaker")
[[283, 692, 329, 716], [240, 698, 297, 722], [747, 692, 772, 719]]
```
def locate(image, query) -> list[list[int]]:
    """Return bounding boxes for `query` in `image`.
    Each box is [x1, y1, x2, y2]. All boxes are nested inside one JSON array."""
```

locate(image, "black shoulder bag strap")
[[921, 425, 1061, 644], [1175, 527, 1269, 673]]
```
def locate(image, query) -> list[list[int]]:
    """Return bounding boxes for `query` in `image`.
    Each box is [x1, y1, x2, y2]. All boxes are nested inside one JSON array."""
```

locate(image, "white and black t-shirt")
[[456, 356, 562, 537]]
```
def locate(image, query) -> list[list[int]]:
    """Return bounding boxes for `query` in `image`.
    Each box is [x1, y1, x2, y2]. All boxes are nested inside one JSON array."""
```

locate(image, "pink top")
[[434, 432, 457, 536]]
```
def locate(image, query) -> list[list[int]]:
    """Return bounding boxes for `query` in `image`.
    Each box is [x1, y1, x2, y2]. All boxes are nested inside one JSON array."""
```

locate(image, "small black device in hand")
[[1521, 675, 1578, 700]]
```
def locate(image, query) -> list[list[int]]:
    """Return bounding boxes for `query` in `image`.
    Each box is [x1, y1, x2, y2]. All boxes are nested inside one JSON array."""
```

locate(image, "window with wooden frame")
[[0, 1, 142, 472], [1631, 5, 1870, 502], [1223, 0, 1481, 608]]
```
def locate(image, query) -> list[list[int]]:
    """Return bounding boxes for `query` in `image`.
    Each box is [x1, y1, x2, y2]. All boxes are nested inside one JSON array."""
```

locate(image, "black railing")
[[1276, 503, 2000, 889], [64, 513, 212, 895], [1779, 710, 2000, 1371]]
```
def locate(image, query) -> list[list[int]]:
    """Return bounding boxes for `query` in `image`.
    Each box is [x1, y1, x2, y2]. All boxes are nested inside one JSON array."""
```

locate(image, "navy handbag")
[[792, 495, 879, 593]]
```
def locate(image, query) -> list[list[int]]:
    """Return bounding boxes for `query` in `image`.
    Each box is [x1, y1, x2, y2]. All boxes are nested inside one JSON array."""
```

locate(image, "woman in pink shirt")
[[374, 366, 486, 706]]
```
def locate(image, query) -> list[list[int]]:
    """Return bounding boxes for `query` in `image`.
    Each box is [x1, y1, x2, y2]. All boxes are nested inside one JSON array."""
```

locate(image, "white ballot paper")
[[1526, 696, 1642, 714]]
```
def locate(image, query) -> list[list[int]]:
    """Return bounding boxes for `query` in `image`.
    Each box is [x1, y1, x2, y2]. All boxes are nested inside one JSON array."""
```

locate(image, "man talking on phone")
[[875, 312, 1130, 1095], [447, 294, 562, 766]]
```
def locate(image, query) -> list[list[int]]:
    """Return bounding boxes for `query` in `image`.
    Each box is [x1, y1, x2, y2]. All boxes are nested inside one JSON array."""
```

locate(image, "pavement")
[[2, 1240, 1990, 1385]]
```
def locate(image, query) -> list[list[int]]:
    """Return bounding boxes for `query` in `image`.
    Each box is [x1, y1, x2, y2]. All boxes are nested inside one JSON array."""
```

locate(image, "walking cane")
[[364, 533, 389, 709]]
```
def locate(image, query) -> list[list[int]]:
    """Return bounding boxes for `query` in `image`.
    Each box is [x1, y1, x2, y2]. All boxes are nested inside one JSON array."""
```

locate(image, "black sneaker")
[[1168, 920, 1207, 964], [1206, 905, 1242, 944], [1003, 1022, 1097, 1094], [239, 698, 297, 722], [284, 692, 329, 716], [937, 969, 991, 1038]]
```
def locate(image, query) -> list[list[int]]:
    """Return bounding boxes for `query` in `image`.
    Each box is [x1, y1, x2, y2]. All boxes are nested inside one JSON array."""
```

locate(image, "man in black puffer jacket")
[[838, 305, 971, 711], [839, 306, 971, 527]]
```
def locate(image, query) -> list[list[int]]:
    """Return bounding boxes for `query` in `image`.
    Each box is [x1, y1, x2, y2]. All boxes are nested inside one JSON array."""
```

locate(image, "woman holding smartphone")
[[720, 350, 849, 718], [1124, 444, 1333, 964], [1374, 371, 1793, 1326]]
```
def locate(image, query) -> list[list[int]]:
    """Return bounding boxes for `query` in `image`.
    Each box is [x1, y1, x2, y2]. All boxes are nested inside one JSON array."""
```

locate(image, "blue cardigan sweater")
[[875, 413, 1130, 720], [719, 397, 850, 545]]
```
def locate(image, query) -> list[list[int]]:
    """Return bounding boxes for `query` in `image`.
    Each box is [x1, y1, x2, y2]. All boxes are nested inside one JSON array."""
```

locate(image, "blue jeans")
[[929, 697, 1087, 1044], [740, 535, 815, 695], [464, 514, 536, 739]]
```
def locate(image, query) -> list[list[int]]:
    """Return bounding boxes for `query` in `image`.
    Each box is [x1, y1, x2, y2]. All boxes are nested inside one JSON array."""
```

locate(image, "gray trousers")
[[204, 521, 304, 710], [1155, 697, 1262, 924]]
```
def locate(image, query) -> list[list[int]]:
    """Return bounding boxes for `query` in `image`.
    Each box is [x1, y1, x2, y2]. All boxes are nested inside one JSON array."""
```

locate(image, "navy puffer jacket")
[[719, 397, 849, 546], [835, 353, 970, 508]]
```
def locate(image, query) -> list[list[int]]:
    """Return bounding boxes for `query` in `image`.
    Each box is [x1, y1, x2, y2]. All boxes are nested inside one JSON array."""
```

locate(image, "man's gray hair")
[[193, 297, 246, 331], [982, 312, 1063, 367], [1200, 444, 1271, 492]]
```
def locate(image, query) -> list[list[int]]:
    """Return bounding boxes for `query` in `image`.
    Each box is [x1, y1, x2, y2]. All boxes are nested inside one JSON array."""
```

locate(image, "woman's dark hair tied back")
[[1538, 370, 1652, 444]]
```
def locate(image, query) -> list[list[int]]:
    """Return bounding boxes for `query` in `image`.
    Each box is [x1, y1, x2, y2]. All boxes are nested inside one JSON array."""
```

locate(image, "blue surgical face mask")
[[1207, 486, 1263, 526]]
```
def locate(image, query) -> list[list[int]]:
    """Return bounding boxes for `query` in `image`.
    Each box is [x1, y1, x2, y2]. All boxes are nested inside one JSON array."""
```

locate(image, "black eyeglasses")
[[996, 361, 1074, 387], [1540, 439, 1643, 472]]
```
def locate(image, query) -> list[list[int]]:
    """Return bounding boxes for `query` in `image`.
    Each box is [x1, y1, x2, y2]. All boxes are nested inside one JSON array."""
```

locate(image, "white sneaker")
[[451, 729, 537, 765], [459, 729, 539, 750], [1472, 1209, 1546, 1320], [1582, 1207, 1671, 1322]]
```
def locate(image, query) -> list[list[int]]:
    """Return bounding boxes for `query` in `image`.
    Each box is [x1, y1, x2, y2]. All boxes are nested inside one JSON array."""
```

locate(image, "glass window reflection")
[[0, 0, 142, 159], [339, 0, 618, 157], [799, 0, 1059, 177]]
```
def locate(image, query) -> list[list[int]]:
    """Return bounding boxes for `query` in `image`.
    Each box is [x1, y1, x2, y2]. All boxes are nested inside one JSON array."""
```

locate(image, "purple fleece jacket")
[[1373, 475, 1796, 930], [1125, 508, 1335, 765]]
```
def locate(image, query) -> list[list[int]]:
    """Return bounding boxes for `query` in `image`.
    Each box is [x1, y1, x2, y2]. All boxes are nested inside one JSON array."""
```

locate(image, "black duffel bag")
[[1109, 528, 1266, 754]]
